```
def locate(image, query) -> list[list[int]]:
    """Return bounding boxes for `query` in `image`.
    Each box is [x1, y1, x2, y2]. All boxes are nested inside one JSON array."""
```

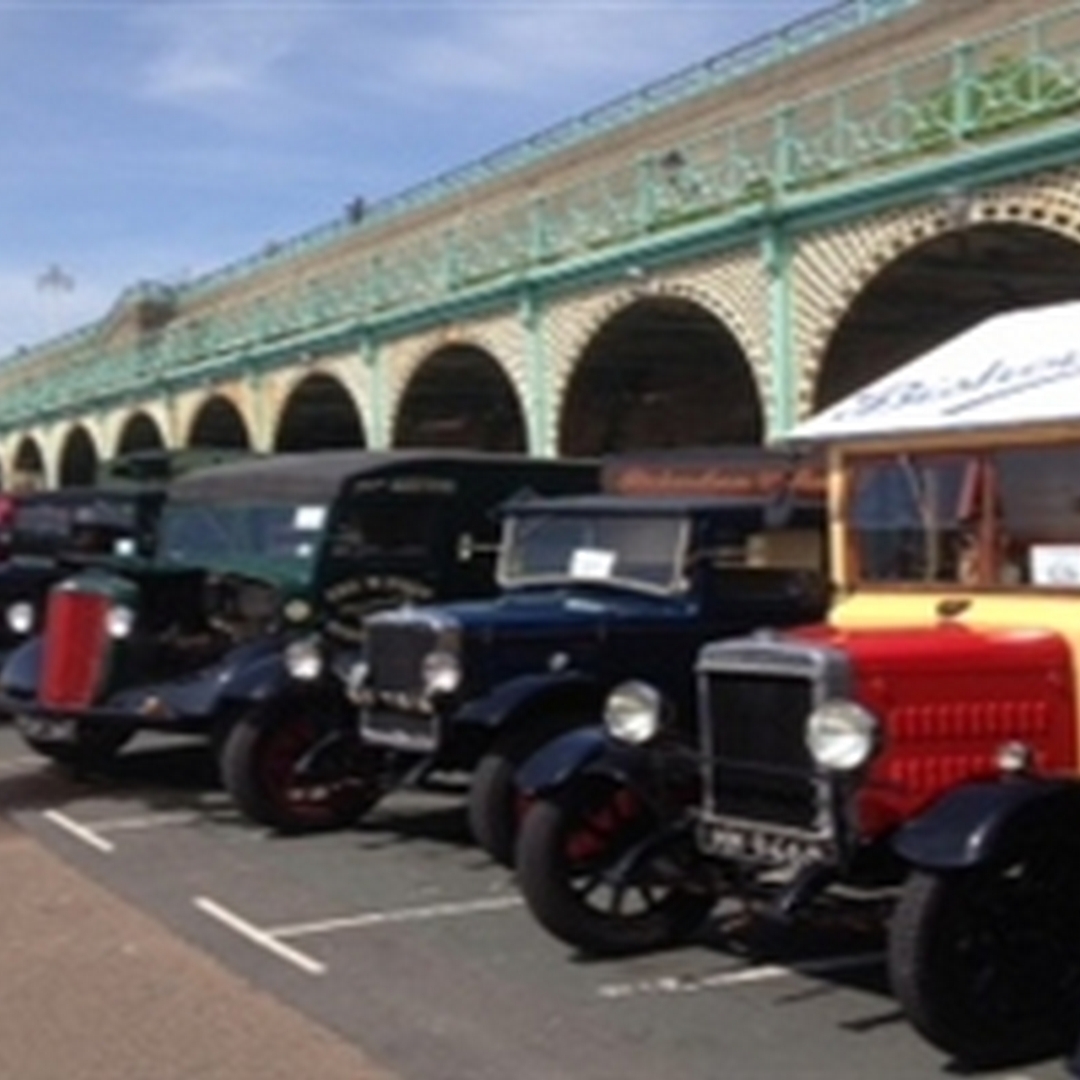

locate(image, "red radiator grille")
[[41, 590, 110, 709]]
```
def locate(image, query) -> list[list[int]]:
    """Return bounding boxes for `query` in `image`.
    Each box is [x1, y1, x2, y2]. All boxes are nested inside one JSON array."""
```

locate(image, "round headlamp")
[[284, 637, 324, 681], [604, 680, 663, 745], [106, 605, 136, 639], [343, 659, 370, 704], [283, 598, 313, 624], [806, 699, 879, 772], [422, 650, 461, 696], [6, 601, 34, 635]]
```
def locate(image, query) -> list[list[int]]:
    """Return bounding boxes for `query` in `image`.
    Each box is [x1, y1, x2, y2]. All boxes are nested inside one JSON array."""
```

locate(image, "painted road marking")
[[598, 951, 886, 999], [270, 895, 523, 938], [42, 809, 115, 853], [89, 811, 201, 833], [0, 754, 53, 772], [195, 896, 327, 976], [195, 893, 523, 975]]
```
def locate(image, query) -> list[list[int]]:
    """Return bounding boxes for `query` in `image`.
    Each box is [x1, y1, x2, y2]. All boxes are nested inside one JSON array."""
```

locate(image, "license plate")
[[698, 819, 829, 868], [18, 717, 76, 743]]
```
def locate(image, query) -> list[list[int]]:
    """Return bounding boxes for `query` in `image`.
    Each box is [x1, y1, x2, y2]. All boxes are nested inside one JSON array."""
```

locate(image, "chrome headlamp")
[[284, 636, 324, 681], [6, 601, 34, 635], [421, 650, 461, 696], [806, 699, 879, 772], [343, 659, 370, 704], [106, 604, 136, 639], [604, 680, 664, 746]]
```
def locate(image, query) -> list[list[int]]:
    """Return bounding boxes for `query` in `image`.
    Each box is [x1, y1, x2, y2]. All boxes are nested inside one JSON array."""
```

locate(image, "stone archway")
[[558, 295, 763, 456], [12, 435, 46, 491], [117, 411, 166, 456], [188, 395, 251, 449], [274, 372, 366, 451], [815, 222, 1080, 410], [58, 425, 99, 487], [393, 345, 527, 450]]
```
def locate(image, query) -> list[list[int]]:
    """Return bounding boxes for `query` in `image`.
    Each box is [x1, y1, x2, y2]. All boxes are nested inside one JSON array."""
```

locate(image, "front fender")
[[0, 635, 42, 695], [517, 727, 673, 809], [454, 671, 601, 731], [516, 726, 609, 796], [893, 778, 1080, 870]]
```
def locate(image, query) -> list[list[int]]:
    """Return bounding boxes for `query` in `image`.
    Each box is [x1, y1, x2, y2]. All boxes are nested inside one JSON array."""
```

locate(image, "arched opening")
[[58, 425, 99, 487], [816, 223, 1080, 409], [188, 395, 251, 449], [116, 411, 166, 456], [393, 346, 527, 450], [12, 436, 46, 491], [274, 372, 366, 451], [559, 296, 763, 456]]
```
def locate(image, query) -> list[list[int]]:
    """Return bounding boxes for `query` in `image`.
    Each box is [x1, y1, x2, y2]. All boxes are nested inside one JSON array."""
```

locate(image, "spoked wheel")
[[516, 773, 716, 955], [20, 719, 134, 771], [221, 704, 385, 833], [889, 840, 1080, 1068]]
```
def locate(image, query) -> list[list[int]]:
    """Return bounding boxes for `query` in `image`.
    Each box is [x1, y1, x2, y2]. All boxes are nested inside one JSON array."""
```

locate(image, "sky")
[[0, 0, 829, 358]]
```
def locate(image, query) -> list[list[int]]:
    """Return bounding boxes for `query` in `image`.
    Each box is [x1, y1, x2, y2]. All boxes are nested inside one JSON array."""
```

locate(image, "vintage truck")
[[1, 451, 596, 779], [514, 301, 1080, 1070], [347, 447, 828, 865]]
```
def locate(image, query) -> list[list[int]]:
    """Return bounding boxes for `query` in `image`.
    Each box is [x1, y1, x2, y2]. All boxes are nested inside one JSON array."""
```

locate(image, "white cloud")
[[133, 5, 330, 114]]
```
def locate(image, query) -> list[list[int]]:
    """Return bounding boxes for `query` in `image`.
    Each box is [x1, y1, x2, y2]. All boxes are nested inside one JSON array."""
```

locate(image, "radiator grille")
[[40, 590, 110, 709], [703, 671, 817, 829], [366, 621, 438, 693]]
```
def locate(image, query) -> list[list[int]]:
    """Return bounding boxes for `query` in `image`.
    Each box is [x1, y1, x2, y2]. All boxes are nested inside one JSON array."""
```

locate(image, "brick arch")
[[547, 257, 769, 451], [551, 274, 767, 455], [386, 327, 527, 414], [11, 433, 46, 490], [385, 327, 529, 451], [272, 367, 367, 451], [792, 166, 1080, 421], [57, 423, 100, 487], [186, 392, 251, 449], [114, 409, 168, 457]]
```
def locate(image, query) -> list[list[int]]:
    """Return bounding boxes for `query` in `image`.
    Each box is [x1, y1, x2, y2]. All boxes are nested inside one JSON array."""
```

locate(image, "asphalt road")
[[0, 722, 1071, 1080]]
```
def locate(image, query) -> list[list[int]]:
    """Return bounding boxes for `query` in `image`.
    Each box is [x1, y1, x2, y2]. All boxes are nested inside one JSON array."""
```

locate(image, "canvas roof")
[[788, 300, 1080, 444]]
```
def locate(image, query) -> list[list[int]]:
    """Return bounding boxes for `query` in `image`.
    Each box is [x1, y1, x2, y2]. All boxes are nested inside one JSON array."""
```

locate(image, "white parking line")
[[91, 811, 201, 833], [0, 754, 51, 772], [597, 951, 886, 999], [194, 893, 524, 976], [41, 809, 115, 853], [270, 895, 523, 939], [194, 897, 327, 976]]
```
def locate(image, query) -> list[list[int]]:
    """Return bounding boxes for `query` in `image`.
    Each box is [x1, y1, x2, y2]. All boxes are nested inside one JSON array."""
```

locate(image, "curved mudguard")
[[144, 637, 297, 719], [453, 671, 602, 732], [516, 725, 663, 803], [893, 777, 1080, 870], [0, 636, 42, 696]]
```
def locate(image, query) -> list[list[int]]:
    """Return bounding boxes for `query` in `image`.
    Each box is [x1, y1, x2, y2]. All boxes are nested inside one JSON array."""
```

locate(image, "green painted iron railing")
[[7, 0, 1080, 429]]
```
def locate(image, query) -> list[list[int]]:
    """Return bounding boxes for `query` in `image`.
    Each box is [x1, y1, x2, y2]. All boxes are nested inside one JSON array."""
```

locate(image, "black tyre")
[[889, 844, 1080, 1068], [468, 719, 585, 868], [220, 705, 384, 833], [20, 720, 133, 770], [516, 773, 715, 956]]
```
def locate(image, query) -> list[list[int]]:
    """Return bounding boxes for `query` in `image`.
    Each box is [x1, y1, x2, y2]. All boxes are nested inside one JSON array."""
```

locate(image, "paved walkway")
[[0, 816, 396, 1080]]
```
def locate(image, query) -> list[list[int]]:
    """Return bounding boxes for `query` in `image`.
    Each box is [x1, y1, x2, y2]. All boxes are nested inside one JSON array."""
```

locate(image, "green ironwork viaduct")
[[5, 0, 1080, 487]]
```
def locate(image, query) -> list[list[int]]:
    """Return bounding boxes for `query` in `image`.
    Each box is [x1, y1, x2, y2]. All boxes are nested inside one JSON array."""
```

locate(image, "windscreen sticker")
[[294, 505, 327, 531], [569, 547, 616, 579], [1030, 544, 1080, 587]]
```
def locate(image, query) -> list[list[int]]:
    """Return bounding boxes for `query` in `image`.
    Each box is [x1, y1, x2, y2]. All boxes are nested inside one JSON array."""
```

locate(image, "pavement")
[[0, 813, 397, 1080]]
